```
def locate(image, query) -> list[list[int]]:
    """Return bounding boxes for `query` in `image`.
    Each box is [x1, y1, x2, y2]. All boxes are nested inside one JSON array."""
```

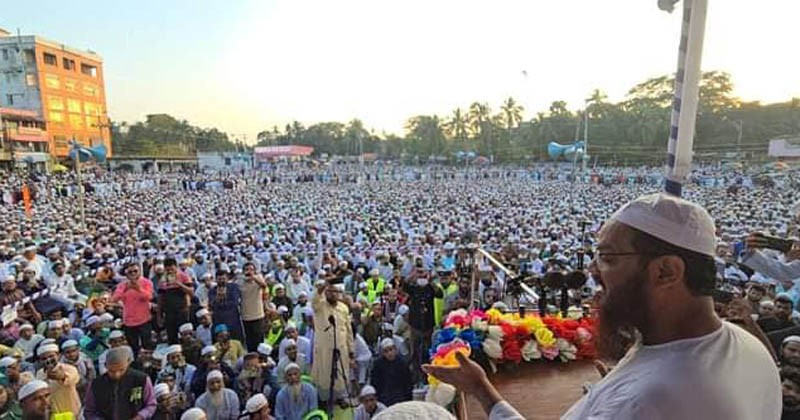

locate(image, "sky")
[[3, 0, 799, 143]]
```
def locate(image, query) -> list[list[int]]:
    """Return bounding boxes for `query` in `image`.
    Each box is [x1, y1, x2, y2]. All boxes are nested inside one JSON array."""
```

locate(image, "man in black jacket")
[[84, 346, 157, 420], [402, 266, 443, 383], [370, 338, 412, 408]]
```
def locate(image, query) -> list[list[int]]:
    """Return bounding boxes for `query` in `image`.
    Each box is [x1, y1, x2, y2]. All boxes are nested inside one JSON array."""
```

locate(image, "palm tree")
[[444, 108, 469, 143], [468, 102, 492, 155], [500, 97, 524, 130]]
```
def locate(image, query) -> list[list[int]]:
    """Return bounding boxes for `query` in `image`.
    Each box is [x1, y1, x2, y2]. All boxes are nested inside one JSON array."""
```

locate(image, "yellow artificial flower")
[[534, 327, 557, 347]]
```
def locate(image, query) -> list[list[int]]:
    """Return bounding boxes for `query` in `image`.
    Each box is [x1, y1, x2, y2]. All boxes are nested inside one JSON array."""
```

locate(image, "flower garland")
[[424, 308, 596, 408], [429, 308, 597, 366]]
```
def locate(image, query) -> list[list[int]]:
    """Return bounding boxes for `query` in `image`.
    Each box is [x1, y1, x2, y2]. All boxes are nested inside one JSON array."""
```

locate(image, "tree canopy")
[[113, 71, 799, 164]]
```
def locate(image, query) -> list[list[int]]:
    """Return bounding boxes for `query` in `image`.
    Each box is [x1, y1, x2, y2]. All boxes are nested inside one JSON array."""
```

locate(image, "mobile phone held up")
[[753, 233, 794, 253]]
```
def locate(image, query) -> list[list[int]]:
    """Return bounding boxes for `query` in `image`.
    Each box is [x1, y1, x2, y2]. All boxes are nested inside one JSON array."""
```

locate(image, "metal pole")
[[663, 0, 708, 197], [735, 120, 743, 158], [73, 137, 86, 229]]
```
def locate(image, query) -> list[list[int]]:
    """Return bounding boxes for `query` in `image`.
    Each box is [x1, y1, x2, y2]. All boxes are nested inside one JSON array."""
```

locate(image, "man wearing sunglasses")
[[111, 261, 154, 356]]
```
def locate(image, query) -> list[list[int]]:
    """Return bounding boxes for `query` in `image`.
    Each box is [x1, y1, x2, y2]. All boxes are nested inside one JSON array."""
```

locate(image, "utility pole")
[[735, 120, 743, 159], [72, 136, 86, 229]]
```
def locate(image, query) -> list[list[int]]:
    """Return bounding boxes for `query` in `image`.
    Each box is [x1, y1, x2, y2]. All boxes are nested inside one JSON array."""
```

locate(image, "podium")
[[460, 360, 599, 419]]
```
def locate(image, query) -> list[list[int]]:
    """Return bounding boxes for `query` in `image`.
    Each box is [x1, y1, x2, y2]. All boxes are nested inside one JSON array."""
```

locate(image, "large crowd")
[[0, 162, 798, 420]]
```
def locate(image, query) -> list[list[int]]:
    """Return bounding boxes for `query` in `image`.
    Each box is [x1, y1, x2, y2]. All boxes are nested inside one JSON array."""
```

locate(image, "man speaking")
[[424, 193, 781, 419]]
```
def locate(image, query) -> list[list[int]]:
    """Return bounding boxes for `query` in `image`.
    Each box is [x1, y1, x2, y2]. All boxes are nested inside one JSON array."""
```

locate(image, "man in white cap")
[[180, 407, 207, 420], [154, 382, 178, 419], [35, 342, 81, 415], [371, 338, 412, 407], [277, 322, 311, 363], [274, 363, 318, 420], [161, 344, 197, 397], [354, 385, 386, 420], [0, 356, 22, 395], [194, 369, 240, 420], [275, 339, 308, 388], [14, 323, 44, 360], [85, 346, 157, 420], [244, 393, 274, 420], [60, 339, 95, 400], [18, 379, 51, 420], [782, 336, 800, 368], [195, 309, 213, 347], [179, 323, 204, 367], [310, 281, 354, 404], [424, 193, 782, 419], [372, 401, 455, 420]]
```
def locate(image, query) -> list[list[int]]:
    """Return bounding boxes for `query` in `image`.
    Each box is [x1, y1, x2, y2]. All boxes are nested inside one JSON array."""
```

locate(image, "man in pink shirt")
[[111, 261, 154, 355]]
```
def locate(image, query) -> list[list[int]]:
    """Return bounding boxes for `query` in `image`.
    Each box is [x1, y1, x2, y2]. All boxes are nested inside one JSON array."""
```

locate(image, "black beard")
[[595, 274, 647, 360], [784, 398, 800, 412]]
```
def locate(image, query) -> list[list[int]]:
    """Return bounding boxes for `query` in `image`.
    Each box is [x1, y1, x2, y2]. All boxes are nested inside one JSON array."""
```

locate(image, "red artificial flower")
[[502, 336, 523, 363]]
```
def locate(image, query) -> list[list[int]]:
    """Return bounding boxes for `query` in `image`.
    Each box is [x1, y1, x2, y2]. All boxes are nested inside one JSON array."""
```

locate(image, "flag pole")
[[663, 0, 708, 197]]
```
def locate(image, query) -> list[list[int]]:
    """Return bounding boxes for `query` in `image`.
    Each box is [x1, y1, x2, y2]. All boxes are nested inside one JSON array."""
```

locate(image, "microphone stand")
[[327, 314, 339, 417]]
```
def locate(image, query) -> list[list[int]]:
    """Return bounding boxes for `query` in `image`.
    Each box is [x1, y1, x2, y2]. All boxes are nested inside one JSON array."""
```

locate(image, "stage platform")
[[463, 360, 599, 419]]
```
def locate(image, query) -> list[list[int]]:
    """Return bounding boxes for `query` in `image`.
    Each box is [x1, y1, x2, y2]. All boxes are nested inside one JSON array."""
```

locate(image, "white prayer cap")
[[206, 369, 223, 382], [245, 393, 269, 413], [18, 380, 49, 401], [179, 323, 194, 333], [284, 362, 300, 373], [303, 307, 314, 317], [201, 345, 216, 356], [180, 408, 206, 420], [609, 193, 716, 257], [165, 344, 182, 355], [154, 383, 171, 398], [380, 337, 395, 350], [61, 340, 79, 350], [398, 305, 410, 316], [19, 323, 33, 331], [37, 343, 59, 356], [359, 282, 367, 289], [277, 305, 288, 314], [257, 343, 272, 356], [196, 308, 210, 318], [48, 320, 63, 329], [85, 316, 100, 327], [360, 385, 377, 398], [373, 401, 456, 420], [0, 356, 18, 368], [99, 313, 114, 323], [784, 336, 800, 346], [109, 330, 125, 340], [283, 338, 297, 348], [2, 275, 14, 284]]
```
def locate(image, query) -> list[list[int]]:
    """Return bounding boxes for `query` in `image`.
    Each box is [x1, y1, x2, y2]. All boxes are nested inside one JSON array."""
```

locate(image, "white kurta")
[[310, 291, 354, 401]]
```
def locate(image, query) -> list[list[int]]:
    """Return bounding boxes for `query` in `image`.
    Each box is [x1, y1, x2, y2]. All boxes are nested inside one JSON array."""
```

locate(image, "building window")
[[84, 102, 99, 116], [47, 95, 64, 111], [1, 49, 7, 60], [6, 94, 13, 106], [69, 114, 84, 129], [80, 63, 97, 77], [45, 74, 60, 89], [24, 49, 35, 66], [83, 84, 98, 97], [64, 79, 77, 92], [67, 98, 82, 113], [25, 74, 37, 86], [43, 52, 57, 66], [63, 57, 76, 70], [3, 73, 11, 84], [48, 111, 64, 123], [85, 115, 97, 129]]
